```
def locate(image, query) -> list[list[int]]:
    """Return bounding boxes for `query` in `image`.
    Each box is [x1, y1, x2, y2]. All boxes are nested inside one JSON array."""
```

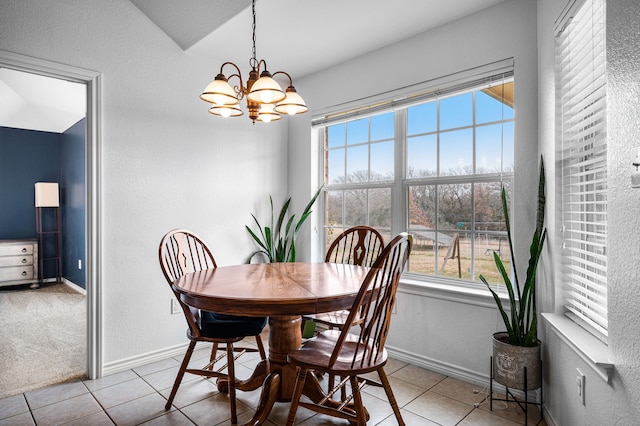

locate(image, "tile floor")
[[0, 335, 547, 426]]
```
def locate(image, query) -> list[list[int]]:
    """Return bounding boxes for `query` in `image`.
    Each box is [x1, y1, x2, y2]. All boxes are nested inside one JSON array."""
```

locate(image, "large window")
[[319, 73, 514, 287], [556, 0, 607, 340]]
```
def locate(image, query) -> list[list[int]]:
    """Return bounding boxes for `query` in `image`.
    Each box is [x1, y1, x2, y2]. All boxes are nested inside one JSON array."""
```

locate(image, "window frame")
[[314, 64, 516, 289]]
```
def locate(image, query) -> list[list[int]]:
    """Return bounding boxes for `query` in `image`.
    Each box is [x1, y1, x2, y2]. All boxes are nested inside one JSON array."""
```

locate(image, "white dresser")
[[0, 239, 39, 287]]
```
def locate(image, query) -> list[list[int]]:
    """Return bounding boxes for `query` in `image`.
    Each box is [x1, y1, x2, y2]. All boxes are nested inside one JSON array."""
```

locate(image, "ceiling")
[[0, 68, 86, 133], [0, 0, 505, 133], [136, 0, 507, 79]]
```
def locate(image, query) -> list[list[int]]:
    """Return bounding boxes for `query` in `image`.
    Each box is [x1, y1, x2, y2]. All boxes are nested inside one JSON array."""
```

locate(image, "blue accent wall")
[[61, 119, 86, 288], [0, 123, 86, 288], [0, 127, 61, 239]]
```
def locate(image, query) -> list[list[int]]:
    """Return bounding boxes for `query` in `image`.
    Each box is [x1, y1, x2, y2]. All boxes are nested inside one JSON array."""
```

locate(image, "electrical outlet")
[[576, 368, 585, 406], [171, 298, 181, 315]]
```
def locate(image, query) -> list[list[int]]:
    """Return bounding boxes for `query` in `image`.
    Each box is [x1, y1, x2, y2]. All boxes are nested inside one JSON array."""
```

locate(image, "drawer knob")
[[22, 258, 27, 263], [22, 271, 28, 276], [22, 248, 28, 253]]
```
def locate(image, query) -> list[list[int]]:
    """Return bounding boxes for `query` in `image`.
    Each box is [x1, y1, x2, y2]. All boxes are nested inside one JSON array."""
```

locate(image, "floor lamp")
[[35, 182, 62, 285]]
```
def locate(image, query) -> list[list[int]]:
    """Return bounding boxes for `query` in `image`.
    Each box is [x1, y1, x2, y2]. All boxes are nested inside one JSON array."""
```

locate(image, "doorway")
[[0, 50, 102, 381]]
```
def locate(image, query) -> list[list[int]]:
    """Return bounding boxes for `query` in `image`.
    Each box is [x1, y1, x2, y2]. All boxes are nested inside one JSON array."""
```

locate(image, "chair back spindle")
[[325, 226, 384, 267], [160, 231, 216, 282]]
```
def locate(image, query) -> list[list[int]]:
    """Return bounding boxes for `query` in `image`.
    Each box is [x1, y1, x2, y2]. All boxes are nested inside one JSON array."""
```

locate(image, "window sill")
[[399, 276, 507, 309], [541, 313, 614, 383]]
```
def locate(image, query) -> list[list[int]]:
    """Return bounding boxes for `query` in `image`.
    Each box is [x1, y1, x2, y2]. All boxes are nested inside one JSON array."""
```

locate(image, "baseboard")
[[386, 344, 542, 404], [102, 342, 193, 376], [38, 277, 86, 295], [386, 345, 490, 389], [61, 278, 86, 295], [543, 406, 558, 426]]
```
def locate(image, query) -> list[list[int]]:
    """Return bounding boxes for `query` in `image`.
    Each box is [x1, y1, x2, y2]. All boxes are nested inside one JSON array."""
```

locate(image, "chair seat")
[[200, 311, 267, 339], [287, 329, 388, 375]]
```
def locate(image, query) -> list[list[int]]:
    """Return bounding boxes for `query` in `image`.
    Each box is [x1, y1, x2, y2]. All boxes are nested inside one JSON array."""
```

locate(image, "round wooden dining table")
[[172, 261, 369, 426]]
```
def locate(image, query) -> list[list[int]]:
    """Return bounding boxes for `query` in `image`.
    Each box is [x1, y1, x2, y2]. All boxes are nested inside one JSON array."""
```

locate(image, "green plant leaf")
[[493, 252, 521, 343], [264, 226, 273, 254], [246, 249, 270, 264], [276, 198, 291, 238], [245, 225, 268, 253], [479, 274, 515, 340], [501, 186, 520, 301]]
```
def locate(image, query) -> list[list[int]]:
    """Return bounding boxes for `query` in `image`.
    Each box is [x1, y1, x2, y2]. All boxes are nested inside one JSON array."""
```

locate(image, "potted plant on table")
[[479, 156, 546, 391]]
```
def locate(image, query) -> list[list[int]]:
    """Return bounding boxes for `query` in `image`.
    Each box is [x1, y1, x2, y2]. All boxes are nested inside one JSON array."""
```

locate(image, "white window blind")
[[556, 0, 607, 340]]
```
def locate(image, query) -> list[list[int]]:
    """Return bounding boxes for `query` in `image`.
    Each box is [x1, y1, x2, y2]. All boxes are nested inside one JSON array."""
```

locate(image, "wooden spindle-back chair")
[[303, 226, 385, 392], [286, 233, 412, 426], [159, 229, 267, 424]]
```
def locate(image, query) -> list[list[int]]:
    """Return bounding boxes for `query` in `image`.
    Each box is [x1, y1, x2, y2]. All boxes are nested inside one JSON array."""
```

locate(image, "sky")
[[326, 85, 515, 184]]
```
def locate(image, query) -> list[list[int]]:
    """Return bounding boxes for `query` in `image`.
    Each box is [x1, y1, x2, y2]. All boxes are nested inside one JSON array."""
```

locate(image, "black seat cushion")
[[200, 311, 267, 339]]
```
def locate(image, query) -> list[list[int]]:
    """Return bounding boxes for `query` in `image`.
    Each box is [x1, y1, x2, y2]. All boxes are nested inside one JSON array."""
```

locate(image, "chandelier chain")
[[251, 0, 257, 69]]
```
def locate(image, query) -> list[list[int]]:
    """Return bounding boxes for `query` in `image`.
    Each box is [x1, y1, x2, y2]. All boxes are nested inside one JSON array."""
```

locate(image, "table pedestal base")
[[222, 315, 342, 426]]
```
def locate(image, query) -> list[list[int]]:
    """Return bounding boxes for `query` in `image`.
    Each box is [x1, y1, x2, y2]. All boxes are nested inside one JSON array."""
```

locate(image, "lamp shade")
[[247, 74, 286, 104], [274, 87, 309, 115], [208, 104, 244, 117], [35, 182, 59, 207], [256, 103, 282, 123], [200, 75, 239, 106]]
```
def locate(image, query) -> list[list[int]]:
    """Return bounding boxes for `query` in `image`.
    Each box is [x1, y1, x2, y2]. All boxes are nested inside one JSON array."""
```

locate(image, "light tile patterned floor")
[[0, 335, 547, 425]]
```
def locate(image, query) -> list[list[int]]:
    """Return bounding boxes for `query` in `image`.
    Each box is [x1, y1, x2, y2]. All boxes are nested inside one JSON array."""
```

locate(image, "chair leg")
[[349, 376, 367, 426], [377, 367, 405, 426], [208, 342, 219, 371], [255, 334, 266, 360], [286, 367, 307, 426], [226, 343, 238, 425], [328, 372, 335, 394], [165, 341, 197, 410]]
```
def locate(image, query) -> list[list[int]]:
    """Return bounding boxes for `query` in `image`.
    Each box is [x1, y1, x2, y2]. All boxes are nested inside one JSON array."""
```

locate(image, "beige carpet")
[[0, 282, 86, 399]]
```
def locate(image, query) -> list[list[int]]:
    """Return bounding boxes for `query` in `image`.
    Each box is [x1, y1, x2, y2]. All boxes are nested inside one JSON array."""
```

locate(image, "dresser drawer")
[[0, 266, 35, 281], [0, 255, 34, 267], [0, 243, 34, 256], [0, 239, 38, 286]]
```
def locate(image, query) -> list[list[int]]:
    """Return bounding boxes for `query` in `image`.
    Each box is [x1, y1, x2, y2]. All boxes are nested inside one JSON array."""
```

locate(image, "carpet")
[[0, 282, 86, 399]]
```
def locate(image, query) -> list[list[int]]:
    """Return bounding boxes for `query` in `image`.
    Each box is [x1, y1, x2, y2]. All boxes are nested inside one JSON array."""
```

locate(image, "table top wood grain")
[[173, 262, 369, 317]]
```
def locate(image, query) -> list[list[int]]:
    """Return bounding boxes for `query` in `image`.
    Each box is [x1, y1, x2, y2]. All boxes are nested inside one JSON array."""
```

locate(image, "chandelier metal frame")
[[200, 0, 308, 123]]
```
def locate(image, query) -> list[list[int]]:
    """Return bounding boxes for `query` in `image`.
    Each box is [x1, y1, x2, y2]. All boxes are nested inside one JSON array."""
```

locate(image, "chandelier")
[[199, 0, 308, 123]]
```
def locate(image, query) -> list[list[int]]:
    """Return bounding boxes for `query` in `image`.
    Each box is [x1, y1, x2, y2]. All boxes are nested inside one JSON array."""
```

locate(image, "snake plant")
[[479, 157, 546, 347], [246, 187, 322, 263]]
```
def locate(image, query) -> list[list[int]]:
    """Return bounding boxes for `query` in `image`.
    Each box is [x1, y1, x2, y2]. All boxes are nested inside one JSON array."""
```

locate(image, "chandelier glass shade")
[[200, 0, 308, 123]]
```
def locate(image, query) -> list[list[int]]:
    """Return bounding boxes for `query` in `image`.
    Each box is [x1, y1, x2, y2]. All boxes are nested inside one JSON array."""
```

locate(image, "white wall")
[[537, 0, 640, 424], [0, 0, 289, 368], [288, 0, 539, 386]]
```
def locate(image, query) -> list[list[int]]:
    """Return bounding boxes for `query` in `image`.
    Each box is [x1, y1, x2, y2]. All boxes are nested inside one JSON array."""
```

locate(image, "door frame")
[[0, 50, 103, 379]]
